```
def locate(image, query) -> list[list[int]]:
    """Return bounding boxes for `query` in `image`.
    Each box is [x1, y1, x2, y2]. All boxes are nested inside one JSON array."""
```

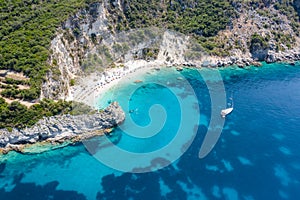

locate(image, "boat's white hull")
[[221, 107, 233, 117]]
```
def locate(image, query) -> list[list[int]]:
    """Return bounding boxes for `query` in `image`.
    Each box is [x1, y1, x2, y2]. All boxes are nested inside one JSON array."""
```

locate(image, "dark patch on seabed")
[[0, 163, 6, 174], [1, 64, 300, 200], [0, 174, 87, 200], [96, 170, 189, 200]]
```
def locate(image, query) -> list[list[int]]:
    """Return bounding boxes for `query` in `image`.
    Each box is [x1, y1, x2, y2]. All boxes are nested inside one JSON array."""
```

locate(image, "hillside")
[[0, 0, 96, 129], [0, 0, 300, 129]]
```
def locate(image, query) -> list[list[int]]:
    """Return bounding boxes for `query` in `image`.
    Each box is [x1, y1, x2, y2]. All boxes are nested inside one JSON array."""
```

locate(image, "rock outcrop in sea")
[[0, 102, 125, 153]]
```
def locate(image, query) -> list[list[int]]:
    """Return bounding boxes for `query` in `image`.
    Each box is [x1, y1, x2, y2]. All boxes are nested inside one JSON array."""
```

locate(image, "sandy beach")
[[68, 59, 167, 108]]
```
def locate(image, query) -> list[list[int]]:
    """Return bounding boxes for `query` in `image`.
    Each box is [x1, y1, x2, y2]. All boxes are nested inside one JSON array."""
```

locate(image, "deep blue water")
[[1, 63, 300, 200]]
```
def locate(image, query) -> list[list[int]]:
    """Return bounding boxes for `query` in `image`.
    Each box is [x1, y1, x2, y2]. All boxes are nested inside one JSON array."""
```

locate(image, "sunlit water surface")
[[1, 63, 300, 200]]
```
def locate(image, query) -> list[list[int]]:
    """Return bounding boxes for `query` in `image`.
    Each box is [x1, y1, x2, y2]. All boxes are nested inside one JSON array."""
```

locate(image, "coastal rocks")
[[42, 1, 109, 100], [266, 53, 277, 63], [176, 67, 184, 71], [251, 48, 269, 61], [178, 47, 300, 69], [204, 48, 300, 68], [0, 102, 125, 152], [212, 3, 300, 62], [156, 30, 191, 65], [252, 61, 262, 67], [41, 0, 300, 103], [265, 50, 300, 63], [250, 41, 269, 61], [182, 63, 196, 67], [42, 31, 84, 100]]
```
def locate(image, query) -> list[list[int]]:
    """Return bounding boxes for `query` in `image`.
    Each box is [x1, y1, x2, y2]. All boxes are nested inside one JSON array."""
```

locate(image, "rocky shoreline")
[[0, 102, 125, 154], [1, 55, 299, 155], [218, 50, 299, 68], [177, 49, 300, 68]]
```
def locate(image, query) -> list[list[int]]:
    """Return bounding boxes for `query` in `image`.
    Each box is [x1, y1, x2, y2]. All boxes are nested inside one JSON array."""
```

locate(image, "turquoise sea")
[[1, 63, 300, 199]]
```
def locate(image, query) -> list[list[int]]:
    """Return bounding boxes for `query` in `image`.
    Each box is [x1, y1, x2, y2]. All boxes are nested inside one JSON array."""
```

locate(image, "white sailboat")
[[221, 107, 233, 118], [221, 97, 234, 118]]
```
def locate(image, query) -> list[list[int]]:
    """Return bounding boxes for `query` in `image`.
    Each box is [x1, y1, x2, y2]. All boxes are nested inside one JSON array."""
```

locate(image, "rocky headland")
[[0, 102, 125, 154], [2, 1, 300, 154]]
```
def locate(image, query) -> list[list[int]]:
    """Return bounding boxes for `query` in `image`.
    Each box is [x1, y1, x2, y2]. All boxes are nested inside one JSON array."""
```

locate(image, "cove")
[[1, 63, 300, 200]]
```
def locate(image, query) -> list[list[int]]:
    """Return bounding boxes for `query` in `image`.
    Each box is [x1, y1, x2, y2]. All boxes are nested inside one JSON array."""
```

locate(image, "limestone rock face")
[[41, 1, 300, 100], [251, 47, 269, 61], [0, 102, 125, 148], [41, 2, 110, 100]]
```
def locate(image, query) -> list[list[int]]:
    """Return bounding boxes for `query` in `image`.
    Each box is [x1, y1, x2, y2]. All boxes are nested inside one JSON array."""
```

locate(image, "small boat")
[[134, 80, 143, 83], [221, 107, 233, 118], [221, 96, 234, 118]]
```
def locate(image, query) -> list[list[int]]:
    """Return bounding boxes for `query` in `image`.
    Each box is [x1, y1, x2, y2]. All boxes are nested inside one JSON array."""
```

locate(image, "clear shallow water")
[[1, 63, 300, 199]]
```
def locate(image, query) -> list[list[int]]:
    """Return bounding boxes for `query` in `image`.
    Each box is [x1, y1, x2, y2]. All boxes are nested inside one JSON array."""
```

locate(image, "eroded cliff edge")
[[42, 1, 300, 100], [0, 102, 125, 154]]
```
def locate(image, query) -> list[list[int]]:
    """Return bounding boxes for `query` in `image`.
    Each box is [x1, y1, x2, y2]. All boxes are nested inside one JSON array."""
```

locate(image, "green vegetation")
[[274, 0, 300, 34], [272, 31, 296, 51], [108, 0, 236, 53], [0, 0, 98, 129], [0, 0, 96, 100], [0, 98, 94, 129], [82, 53, 103, 72], [119, 0, 236, 37], [3, 78, 29, 86], [70, 79, 75, 86], [274, 0, 299, 21], [249, 33, 270, 53], [143, 48, 159, 60], [1, 88, 37, 100], [133, 48, 159, 61], [1, 0, 300, 130], [0, 98, 71, 129]]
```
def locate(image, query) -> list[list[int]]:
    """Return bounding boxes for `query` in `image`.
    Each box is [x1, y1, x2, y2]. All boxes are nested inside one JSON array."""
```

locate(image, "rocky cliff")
[[41, 1, 300, 100], [0, 102, 125, 153], [42, 1, 112, 100], [41, 2, 210, 100]]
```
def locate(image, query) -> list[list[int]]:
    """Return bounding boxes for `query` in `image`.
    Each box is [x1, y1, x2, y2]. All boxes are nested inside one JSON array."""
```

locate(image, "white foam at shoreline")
[[68, 60, 166, 107]]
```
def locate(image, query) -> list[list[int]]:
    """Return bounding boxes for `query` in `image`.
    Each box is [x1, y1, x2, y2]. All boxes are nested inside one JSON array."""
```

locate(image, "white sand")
[[66, 30, 209, 107], [68, 59, 165, 107]]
